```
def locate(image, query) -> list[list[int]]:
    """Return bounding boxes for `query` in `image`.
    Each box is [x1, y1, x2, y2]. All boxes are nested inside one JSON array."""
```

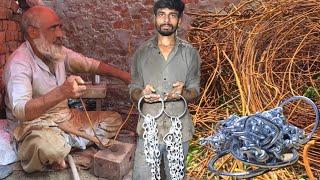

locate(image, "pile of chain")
[[163, 115, 185, 179], [142, 114, 161, 180], [138, 95, 187, 180], [199, 96, 319, 178]]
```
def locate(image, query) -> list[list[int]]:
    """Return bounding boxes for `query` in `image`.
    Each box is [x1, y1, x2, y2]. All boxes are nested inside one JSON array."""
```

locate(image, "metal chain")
[[163, 94, 187, 180], [199, 96, 320, 178], [163, 116, 184, 180], [138, 95, 187, 180], [142, 114, 161, 180]]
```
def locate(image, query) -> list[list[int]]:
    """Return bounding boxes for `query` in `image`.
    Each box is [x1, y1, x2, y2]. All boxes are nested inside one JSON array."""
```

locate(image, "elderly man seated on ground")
[[3, 6, 130, 173]]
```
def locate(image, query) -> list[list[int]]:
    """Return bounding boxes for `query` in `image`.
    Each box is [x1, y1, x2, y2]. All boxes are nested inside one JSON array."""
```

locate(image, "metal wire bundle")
[[186, 0, 320, 178]]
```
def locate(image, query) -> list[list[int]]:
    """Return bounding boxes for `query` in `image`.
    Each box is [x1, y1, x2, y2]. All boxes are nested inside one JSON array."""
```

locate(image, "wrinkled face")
[[32, 11, 66, 61], [155, 8, 181, 36]]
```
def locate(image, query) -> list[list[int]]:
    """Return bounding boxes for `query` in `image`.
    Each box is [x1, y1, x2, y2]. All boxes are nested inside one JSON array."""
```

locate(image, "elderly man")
[[129, 0, 201, 179], [3, 6, 130, 173]]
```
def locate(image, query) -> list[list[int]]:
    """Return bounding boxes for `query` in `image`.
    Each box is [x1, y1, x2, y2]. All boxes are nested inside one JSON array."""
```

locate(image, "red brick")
[[0, 44, 8, 54], [0, 32, 5, 42], [0, 0, 11, 8], [132, 14, 141, 20], [18, 32, 23, 41], [113, 6, 123, 12], [7, 21, 17, 31], [112, 21, 122, 29], [2, 20, 8, 30], [0, 9, 7, 20], [93, 142, 134, 179], [144, 0, 154, 6], [7, 41, 18, 52], [146, 23, 154, 31], [0, 55, 6, 66], [122, 18, 132, 30], [120, 7, 129, 17], [5, 31, 13, 41], [10, 1, 19, 12]]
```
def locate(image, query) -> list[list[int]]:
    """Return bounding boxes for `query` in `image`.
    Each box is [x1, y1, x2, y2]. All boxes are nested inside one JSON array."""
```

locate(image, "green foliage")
[[303, 86, 319, 100]]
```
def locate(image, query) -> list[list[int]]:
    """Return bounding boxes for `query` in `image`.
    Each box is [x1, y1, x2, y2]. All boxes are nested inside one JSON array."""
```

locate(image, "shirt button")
[[164, 78, 166, 80]]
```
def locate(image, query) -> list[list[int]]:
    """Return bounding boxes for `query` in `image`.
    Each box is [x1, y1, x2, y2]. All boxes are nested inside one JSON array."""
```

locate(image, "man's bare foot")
[[51, 159, 67, 171]]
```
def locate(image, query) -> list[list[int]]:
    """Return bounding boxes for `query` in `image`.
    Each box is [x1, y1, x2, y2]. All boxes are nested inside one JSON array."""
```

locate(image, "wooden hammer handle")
[[58, 124, 102, 145]]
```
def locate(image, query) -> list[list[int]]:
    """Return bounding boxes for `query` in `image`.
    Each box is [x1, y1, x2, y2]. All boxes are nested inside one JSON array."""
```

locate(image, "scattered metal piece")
[[200, 96, 319, 178]]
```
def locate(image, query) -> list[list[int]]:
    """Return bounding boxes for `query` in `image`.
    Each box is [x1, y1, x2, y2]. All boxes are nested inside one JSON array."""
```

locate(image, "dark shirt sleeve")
[[128, 50, 144, 94], [185, 49, 201, 96]]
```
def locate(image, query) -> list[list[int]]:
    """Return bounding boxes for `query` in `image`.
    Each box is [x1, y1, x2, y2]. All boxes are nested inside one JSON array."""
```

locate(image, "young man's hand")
[[165, 81, 184, 101], [143, 84, 161, 103]]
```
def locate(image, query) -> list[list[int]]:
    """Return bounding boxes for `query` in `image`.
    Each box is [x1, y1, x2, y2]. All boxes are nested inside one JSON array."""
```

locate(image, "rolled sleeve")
[[185, 50, 201, 96], [128, 51, 144, 94], [63, 47, 100, 73], [5, 61, 32, 121]]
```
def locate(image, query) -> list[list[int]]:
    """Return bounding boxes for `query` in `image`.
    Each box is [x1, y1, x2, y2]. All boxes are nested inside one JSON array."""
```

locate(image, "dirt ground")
[[5, 167, 133, 180]]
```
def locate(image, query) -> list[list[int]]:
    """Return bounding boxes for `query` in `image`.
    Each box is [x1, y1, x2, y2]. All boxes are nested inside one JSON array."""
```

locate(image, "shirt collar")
[[25, 40, 51, 73], [147, 35, 183, 49]]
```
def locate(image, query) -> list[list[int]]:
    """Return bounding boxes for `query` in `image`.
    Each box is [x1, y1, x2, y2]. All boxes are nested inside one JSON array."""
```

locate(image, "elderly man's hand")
[[60, 75, 87, 99], [142, 85, 161, 103], [165, 81, 184, 101]]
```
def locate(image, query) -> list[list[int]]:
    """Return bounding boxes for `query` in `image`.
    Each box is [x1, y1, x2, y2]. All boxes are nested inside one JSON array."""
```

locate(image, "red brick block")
[[5, 32, 13, 41], [0, 44, 8, 54], [122, 18, 132, 30], [2, 20, 8, 30], [5, 31, 19, 41], [14, 31, 20, 41], [0, 0, 11, 8], [0, 55, 6, 66], [112, 21, 122, 29], [146, 23, 154, 31], [7, 41, 18, 52], [0, 32, 5, 42], [18, 32, 23, 41], [0, 9, 7, 20], [93, 141, 135, 179], [7, 21, 17, 31], [10, 1, 19, 12], [144, 0, 154, 6], [113, 6, 123, 12]]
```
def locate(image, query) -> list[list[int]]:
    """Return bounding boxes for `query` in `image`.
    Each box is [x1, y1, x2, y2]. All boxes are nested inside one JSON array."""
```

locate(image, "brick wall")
[[0, 0, 239, 118], [0, 0, 22, 118], [43, 0, 239, 113]]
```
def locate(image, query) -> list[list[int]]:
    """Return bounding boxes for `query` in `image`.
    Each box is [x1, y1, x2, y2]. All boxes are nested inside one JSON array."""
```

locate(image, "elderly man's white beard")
[[33, 33, 66, 62]]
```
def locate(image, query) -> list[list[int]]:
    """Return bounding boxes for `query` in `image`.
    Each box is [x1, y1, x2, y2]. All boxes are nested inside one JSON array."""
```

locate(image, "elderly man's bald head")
[[21, 6, 59, 36]]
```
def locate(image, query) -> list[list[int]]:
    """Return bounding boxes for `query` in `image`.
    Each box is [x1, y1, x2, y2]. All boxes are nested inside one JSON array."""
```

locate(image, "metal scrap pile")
[[186, 0, 320, 179]]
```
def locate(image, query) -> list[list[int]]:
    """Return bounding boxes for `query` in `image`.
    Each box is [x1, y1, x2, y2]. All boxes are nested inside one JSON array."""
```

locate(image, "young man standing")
[[129, 0, 201, 179]]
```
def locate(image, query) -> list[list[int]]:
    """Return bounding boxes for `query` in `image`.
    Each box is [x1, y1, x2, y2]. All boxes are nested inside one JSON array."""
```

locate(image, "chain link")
[[138, 95, 187, 180], [142, 114, 161, 180], [199, 96, 320, 178], [163, 117, 184, 180]]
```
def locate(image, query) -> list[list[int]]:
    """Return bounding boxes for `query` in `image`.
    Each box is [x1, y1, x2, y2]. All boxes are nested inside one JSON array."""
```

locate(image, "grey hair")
[[20, 6, 43, 38]]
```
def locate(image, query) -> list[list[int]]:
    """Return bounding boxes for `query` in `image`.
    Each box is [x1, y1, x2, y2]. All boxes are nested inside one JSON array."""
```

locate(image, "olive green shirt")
[[129, 36, 201, 144]]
